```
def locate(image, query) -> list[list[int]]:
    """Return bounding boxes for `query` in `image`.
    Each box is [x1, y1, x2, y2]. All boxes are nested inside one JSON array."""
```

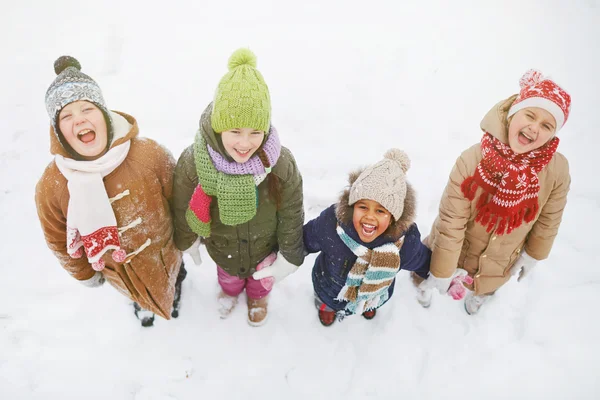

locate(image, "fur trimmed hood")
[[335, 167, 417, 239]]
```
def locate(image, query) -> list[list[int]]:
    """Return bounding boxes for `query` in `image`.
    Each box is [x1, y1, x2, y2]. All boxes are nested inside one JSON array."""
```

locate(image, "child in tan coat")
[[418, 70, 572, 314]]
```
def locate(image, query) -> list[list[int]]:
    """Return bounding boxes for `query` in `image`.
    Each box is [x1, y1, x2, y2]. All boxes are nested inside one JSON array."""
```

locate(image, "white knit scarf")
[[54, 112, 131, 270]]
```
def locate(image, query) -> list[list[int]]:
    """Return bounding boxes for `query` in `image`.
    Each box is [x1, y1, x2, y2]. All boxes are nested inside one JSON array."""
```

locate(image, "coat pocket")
[[504, 245, 523, 275]]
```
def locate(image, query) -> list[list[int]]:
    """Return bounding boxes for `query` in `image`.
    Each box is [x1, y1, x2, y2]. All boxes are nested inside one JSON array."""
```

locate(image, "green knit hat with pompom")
[[211, 48, 271, 134]]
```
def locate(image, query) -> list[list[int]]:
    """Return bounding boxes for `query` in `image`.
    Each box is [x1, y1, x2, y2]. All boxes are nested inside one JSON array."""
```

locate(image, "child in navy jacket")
[[303, 149, 432, 326]]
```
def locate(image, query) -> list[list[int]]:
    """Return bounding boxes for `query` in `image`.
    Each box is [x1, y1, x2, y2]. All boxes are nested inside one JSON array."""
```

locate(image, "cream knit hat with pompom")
[[348, 149, 411, 220]]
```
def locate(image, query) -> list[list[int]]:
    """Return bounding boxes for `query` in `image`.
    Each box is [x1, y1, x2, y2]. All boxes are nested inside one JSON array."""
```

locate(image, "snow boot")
[[362, 309, 377, 320], [318, 309, 336, 326], [133, 302, 155, 327], [247, 296, 268, 327], [464, 292, 490, 315], [217, 290, 239, 319]]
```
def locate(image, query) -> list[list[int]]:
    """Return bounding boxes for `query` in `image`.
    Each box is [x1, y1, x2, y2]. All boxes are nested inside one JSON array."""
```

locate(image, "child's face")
[[58, 100, 108, 159], [220, 128, 265, 163], [507, 107, 557, 154], [352, 199, 392, 243]]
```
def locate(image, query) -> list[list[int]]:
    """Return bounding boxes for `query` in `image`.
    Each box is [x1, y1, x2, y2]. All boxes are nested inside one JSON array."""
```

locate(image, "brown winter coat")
[[35, 111, 182, 319], [427, 95, 571, 295]]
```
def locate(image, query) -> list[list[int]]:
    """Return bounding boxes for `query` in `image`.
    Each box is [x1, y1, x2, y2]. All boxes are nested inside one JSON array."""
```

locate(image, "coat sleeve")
[[399, 223, 431, 279], [276, 148, 305, 266], [303, 206, 332, 254], [35, 171, 96, 281], [524, 154, 570, 260], [172, 145, 200, 251], [429, 149, 474, 278]]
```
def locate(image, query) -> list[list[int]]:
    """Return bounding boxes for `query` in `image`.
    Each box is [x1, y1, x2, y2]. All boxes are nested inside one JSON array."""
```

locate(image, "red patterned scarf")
[[461, 133, 559, 235]]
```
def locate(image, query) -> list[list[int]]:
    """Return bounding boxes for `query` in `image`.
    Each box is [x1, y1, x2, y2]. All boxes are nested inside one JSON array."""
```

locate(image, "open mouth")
[[77, 129, 96, 144], [518, 130, 534, 146], [361, 223, 377, 237], [234, 148, 252, 158]]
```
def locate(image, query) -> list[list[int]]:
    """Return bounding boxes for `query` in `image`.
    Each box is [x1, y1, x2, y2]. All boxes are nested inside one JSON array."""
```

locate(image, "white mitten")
[[252, 256, 298, 283], [80, 271, 105, 288], [510, 251, 538, 282], [418, 272, 454, 294], [184, 238, 202, 266]]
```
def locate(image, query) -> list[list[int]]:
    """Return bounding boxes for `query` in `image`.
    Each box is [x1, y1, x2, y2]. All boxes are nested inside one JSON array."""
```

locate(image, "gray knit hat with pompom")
[[348, 149, 411, 220], [45, 56, 113, 152]]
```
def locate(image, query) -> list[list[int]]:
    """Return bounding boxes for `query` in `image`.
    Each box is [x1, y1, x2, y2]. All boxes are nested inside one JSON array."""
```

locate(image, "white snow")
[[1, 0, 599, 399]]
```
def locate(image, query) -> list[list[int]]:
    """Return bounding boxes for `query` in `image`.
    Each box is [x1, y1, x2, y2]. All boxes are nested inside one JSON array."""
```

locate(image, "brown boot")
[[247, 296, 269, 327]]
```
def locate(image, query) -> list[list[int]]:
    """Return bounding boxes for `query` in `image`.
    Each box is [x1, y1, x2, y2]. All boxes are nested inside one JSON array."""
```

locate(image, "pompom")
[[112, 248, 127, 263], [519, 69, 543, 89], [71, 247, 83, 259], [227, 48, 257, 71], [54, 55, 81, 75], [92, 259, 105, 271], [384, 148, 411, 173]]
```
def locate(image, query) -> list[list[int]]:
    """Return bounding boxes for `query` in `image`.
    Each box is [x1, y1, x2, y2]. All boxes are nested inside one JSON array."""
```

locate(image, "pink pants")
[[217, 266, 271, 300]]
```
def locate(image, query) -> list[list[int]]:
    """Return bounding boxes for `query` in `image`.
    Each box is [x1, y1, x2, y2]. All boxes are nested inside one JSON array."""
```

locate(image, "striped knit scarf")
[[185, 128, 280, 237], [461, 132, 559, 235], [335, 225, 405, 315]]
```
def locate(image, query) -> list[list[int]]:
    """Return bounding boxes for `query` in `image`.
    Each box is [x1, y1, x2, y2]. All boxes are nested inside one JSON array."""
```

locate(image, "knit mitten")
[[254, 253, 277, 290], [252, 254, 298, 283], [418, 272, 453, 294], [447, 270, 474, 300], [510, 251, 538, 282], [184, 238, 202, 266]]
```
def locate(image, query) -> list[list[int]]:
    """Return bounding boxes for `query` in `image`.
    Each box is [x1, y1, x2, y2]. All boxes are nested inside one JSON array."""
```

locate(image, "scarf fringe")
[[473, 194, 539, 235]]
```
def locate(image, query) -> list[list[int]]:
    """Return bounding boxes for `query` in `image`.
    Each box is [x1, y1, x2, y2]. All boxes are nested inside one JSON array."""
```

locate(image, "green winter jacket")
[[172, 105, 305, 278]]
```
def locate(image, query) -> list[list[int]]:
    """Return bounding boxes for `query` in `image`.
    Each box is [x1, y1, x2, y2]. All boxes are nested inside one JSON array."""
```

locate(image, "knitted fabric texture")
[[335, 225, 405, 315], [461, 132, 559, 235], [507, 69, 571, 130], [211, 48, 271, 133], [45, 56, 112, 143], [207, 126, 281, 175], [185, 129, 281, 237], [54, 139, 131, 271], [348, 149, 411, 220]]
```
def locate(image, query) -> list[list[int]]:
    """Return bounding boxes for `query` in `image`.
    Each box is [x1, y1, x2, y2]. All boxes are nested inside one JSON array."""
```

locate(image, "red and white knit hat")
[[508, 69, 571, 130]]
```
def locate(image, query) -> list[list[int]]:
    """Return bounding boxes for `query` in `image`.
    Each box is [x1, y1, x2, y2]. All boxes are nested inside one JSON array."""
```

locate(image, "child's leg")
[[217, 266, 246, 297], [171, 262, 187, 318], [245, 274, 271, 327], [216, 266, 245, 319]]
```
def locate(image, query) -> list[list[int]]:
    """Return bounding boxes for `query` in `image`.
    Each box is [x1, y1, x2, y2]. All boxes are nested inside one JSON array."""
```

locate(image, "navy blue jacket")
[[304, 204, 431, 313]]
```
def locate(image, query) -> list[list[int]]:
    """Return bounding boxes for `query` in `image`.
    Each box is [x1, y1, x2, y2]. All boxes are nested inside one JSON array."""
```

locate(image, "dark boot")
[[362, 309, 377, 320], [133, 302, 155, 327], [171, 262, 187, 319]]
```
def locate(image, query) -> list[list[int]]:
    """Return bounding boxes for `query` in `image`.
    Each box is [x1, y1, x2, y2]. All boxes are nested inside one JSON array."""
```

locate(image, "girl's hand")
[[184, 238, 202, 266], [252, 255, 298, 283], [510, 251, 538, 282]]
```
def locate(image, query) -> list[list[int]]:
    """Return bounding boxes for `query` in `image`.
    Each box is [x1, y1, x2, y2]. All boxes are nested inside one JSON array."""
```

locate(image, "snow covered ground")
[[1, 0, 599, 399]]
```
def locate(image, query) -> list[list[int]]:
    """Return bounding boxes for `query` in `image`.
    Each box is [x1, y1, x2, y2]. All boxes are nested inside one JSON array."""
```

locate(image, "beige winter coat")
[[427, 96, 571, 295], [35, 111, 182, 319]]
